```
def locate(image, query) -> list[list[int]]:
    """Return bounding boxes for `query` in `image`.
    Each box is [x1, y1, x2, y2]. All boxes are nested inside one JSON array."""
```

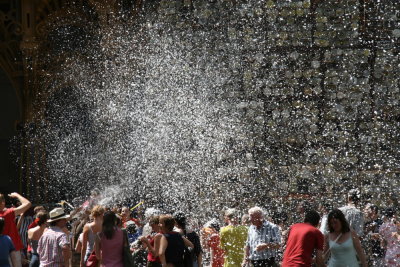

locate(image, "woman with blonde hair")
[[80, 205, 105, 267], [140, 215, 163, 267]]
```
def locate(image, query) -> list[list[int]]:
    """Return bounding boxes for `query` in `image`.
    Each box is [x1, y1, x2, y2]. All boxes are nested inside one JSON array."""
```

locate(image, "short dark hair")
[[0, 217, 4, 234], [103, 211, 117, 239], [173, 212, 186, 230], [34, 206, 45, 214], [383, 207, 395, 218], [159, 214, 175, 232], [304, 210, 320, 226], [37, 212, 48, 226], [148, 215, 159, 225], [0, 194, 5, 203], [348, 189, 360, 204], [327, 209, 350, 233], [369, 204, 379, 215]]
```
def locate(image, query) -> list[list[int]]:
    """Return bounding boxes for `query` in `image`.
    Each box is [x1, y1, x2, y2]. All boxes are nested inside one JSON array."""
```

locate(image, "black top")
[[164, 232, 185, 266], [364, 218, 384, 257], [185, 230, 202, 258]]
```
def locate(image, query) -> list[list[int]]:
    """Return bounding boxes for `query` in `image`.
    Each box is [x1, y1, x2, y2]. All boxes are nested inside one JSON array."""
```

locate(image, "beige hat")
[[47, 207, 70, 222]]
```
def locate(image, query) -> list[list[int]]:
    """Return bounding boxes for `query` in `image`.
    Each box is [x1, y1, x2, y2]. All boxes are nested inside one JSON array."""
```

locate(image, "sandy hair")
[[91, 205, 105, 218], [159, 214, 175, 232]]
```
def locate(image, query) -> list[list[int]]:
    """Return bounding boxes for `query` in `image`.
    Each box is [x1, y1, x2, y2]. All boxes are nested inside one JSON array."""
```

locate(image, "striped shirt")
[[38, 226, 70, 267], [18, 215, 33, 248], [246, 220, 281, 260]]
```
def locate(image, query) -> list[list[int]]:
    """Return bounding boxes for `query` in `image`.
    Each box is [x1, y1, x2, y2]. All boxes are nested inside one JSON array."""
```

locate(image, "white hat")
[[47, 208, 70, 222]]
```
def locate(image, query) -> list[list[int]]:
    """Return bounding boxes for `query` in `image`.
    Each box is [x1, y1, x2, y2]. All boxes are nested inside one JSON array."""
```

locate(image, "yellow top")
[[220, 225, 248, 267]]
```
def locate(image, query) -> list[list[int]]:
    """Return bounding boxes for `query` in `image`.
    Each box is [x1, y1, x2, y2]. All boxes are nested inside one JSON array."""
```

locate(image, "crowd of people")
[[0, 189, 399, 267]]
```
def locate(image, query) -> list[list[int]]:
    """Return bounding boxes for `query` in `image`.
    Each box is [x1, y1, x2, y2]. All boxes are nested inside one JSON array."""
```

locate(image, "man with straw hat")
[[38, 207, 71, 267]]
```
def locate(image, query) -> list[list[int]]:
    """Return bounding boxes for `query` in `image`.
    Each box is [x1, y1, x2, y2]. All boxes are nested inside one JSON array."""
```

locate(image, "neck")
[[228, 220, 238, 226], [255, 221, 263, 228]]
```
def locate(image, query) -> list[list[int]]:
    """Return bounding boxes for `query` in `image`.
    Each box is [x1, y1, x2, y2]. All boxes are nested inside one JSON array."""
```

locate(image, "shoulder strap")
[[324, 233, 343, 258], [333, 233, 343, 243], [122, 228, 129, 247]]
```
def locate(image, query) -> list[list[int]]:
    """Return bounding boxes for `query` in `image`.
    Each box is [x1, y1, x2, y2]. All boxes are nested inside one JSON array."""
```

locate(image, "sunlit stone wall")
[[36, 0, 400, 210], [149, 0, 400, 202]]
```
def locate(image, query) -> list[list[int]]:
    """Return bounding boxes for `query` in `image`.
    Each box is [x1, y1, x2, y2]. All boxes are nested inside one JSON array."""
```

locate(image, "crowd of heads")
[[0, 188, 399, 267]]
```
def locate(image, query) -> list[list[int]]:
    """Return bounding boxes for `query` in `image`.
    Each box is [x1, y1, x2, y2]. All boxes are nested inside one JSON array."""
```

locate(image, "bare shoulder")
[[154, 233, 163, 239]]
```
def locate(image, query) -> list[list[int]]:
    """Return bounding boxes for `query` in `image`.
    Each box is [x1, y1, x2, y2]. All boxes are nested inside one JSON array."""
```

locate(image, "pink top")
[[379, 221, 400, 266], [100, 227, 124, 267]]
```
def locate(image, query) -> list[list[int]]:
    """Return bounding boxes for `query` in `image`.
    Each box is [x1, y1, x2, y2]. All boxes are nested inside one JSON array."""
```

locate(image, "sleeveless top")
[[147, 234, 161, 263], [164, 232, 184, 267], [328, 235, 359, 267], [30, 239, 39, 254], [100, 227, 124, 267], [84, 226, 96, 262]]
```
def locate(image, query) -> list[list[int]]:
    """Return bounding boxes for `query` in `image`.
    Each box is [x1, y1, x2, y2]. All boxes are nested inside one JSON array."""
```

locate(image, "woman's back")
[[100, 227, 124, 267], [328, 235, 358, 267]]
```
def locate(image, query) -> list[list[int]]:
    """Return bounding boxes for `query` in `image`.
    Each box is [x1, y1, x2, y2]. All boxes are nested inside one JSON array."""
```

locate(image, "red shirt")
[[207, 231, 224, 267], [282, 223, 323, 267], [28, 218, 39, 230], [147, 234, 161, 263], [0, 208, 24, 250]]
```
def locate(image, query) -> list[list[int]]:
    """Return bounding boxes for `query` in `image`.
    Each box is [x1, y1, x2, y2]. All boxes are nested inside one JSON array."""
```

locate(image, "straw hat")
[[47, 207, 70, 222]]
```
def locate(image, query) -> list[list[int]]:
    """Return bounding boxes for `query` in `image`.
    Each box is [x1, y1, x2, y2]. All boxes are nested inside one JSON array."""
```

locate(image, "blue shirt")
[[246, 220, 281, 260], [0, 235, 15, 267]]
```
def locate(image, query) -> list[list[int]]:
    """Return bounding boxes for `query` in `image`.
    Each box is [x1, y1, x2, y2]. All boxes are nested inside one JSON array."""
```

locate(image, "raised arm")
[[9, 193, 31, 216], [140, 234, 162, 257]]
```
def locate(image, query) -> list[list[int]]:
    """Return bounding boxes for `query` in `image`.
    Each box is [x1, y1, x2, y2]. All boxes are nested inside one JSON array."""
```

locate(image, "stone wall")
[[150, 0, 400, 203]]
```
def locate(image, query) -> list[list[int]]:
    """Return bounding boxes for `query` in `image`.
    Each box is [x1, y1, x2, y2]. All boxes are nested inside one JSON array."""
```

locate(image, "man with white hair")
[[243, 207, 281, 267]]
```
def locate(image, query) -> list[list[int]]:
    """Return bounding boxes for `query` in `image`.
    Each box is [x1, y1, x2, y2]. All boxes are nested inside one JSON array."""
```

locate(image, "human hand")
[[370, 233, 380, 240], [139, 236, 148, 244], [255, 243, 267, 251]]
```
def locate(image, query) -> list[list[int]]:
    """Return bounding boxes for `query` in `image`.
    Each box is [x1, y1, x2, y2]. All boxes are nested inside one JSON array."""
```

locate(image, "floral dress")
[[379, 221, 400, 266]]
